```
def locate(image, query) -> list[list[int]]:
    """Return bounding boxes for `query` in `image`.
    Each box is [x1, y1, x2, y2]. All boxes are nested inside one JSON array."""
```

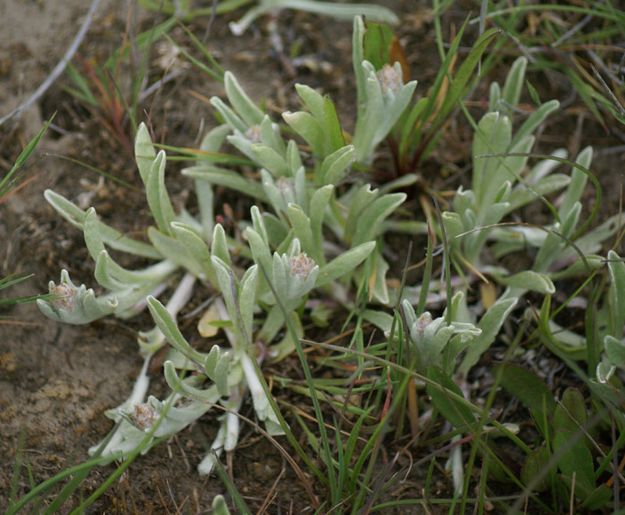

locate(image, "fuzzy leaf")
[[317, 241, 376, 287]]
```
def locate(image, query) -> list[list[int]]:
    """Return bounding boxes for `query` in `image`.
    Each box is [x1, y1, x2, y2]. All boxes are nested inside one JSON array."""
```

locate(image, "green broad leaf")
[[363, 21, 394, 69], [316, 241, 376, 287], [223, 71, 264, 127], [135, 122, 157, 184], [581, 484, 612, 510], [147, 296, 206, 364], [426, 366, 475, 430], [496, 271, 555, 295], [521, 445, 552, 492], [44, 190, 161, 258], [553, 388, 595, 494], [322, 96, 345, 154], [182, 165, 266, 201], [604, 335, 625, 367], [498, 364, 555, 437], [501, 57, 527, 110], [320, 145, 355, 185], [459, 297, 517, 375]]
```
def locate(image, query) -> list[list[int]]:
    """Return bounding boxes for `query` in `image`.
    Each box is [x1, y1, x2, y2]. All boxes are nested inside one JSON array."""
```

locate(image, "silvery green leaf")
[[286, 139, 303, 172], [209, 96, 247, 132], [459, 297, 517, 375], [259, 115, 285, 155], [558, 213, 625, 262], [362, 309, 394, 334], [607, 250, 625, 337], [597, 360, 616, 384], [369, 251, 390, 304], [442, 211, 465, 249], [95, 250, 176, 288], [295, 83, 325, 119], [203, 345, 232, 397], [148, 396, 214, 437], [261, 169, 287, 214], [224, 71, 264, 127], [533, 204, 581, 273], [513, 100, 559, 145], [559, 146, 592, 220], [527, 149, 568, 183], [283, 110, 323, 155], [452, 187, 475, 215], [550, 254, 603, 280], [252, 144, 289, 177], [353, 74, 386, 162], [287, 204, 314, 257], [148, 227, 204, 277], [496, 271, 555, 295], [501, 57, 527, 111], [345, 184, 378, 242], [145, 150, 176, 235], [147, 296, 207, 363], [604, 335, 625, 368], [309, 185, 333, 259], [183, 165, 266, 201], [239, 352, 284, 435], [472, 112, 512, 207], [352, 192, 406, 246], [38, 269, 118, 324], [317, 241, 376, 287], [171, 222, 215, 284], [164, 361, 225, 402], [353, 15, 366, 111], [271, 252, 289, 302], [507, 174, 570, 212], [263, 212, 289, 247], [321, 145, 355, 185], [246, 227, 272, 278], [211, 256, 237, 318], [211, 495, 231, 515], [135, 122, 157, 183], [488, 81, 501, 112], [44, 190, 160, 259], [293, 166, 307, 209], [239, 265, 259, 343], [197, 425, 226, 476], [211, 224, 231, 267], [196, 125, 231, 237]]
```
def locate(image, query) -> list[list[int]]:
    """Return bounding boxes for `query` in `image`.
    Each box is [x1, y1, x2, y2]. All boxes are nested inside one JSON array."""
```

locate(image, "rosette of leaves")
[[38, 46, 408, 471], [185, 69, 407, 304]]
